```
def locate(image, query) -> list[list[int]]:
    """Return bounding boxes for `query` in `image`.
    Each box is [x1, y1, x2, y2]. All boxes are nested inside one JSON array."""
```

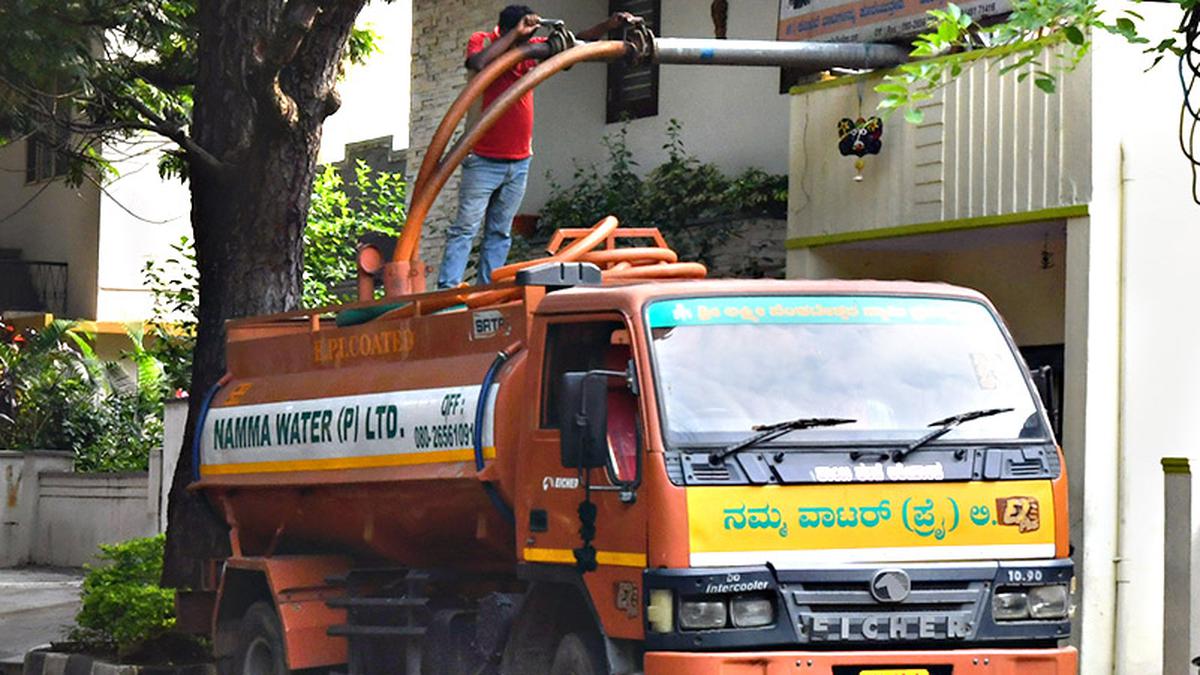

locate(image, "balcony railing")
[[0, 259, 68, 316]]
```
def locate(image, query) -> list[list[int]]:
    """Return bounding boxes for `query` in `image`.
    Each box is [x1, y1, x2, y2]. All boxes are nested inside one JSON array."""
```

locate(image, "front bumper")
[[645, 646, 1077, 675]]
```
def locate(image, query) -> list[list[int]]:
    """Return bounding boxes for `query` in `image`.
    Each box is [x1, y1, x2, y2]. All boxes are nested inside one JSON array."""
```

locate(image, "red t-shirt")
[[465, 29, 547, 160]]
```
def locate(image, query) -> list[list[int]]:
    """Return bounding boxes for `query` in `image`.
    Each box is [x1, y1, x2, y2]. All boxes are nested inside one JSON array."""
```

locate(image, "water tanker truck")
[[185, 20, 1077, 675]]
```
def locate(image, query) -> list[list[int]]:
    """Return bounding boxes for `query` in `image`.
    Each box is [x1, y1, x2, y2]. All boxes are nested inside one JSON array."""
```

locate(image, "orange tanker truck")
[[184, 22, 1077, 675]]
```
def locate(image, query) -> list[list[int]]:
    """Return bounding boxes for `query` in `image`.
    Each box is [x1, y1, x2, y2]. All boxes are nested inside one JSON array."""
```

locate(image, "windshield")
[[646, 295, 1047, 447]]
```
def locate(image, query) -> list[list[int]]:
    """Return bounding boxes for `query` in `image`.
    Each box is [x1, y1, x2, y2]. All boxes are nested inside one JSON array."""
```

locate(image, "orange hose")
[[397, 41, 631, 263], [602, 262, 708, 280], [579, 247, 678, 266], [410, 44, 543, 199], [489, 215, 620, 282]]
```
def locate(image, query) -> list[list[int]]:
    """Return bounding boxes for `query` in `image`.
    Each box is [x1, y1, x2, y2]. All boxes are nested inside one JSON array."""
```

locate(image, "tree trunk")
[[163, 0, 364, 589]]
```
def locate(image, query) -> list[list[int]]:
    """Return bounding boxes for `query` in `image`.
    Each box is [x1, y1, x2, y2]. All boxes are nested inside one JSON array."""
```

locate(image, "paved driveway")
[[0, 567, 83, 670]]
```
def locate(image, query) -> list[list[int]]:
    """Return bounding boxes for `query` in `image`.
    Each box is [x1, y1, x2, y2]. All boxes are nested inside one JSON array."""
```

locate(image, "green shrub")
[[535, 119, 787, 268], [70, 534, 176, 655], [0, 319, 165, 471]]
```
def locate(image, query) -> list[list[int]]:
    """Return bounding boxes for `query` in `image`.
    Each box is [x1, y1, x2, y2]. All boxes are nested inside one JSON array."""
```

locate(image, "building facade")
[[407, 0, 792, 267], [786, 3, 1199, 673]]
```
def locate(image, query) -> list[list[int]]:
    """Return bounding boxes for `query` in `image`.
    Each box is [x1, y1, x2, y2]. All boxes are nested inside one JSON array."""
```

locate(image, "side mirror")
[[559, 372, 609, 469], [1029, 365, 1061, 438]]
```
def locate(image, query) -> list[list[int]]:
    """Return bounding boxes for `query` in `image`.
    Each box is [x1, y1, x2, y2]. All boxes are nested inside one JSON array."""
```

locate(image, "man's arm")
[[576, 12, 636, 41], [466, 13, 541, 72]]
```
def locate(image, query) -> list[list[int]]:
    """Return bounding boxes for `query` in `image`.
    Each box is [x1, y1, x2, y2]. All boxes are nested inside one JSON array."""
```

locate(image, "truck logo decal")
[[996, 496, 1041, 533], [806, 613, 973, 641], [870, 569, 911, 603], [542, 476, 580, 491], [472, 310, 507, 340]]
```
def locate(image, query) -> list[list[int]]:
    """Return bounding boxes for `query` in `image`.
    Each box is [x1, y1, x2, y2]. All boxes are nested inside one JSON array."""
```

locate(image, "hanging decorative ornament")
[[837, 117, 883, 157], [837, 116, 883, 183]]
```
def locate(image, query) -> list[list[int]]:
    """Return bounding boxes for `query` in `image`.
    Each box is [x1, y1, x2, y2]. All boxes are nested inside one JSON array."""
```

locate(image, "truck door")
[[517, 315, 648, 640]]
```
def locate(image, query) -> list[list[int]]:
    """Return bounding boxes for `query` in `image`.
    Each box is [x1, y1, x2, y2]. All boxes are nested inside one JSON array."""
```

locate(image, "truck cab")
[[517, 279, 1075, 673]]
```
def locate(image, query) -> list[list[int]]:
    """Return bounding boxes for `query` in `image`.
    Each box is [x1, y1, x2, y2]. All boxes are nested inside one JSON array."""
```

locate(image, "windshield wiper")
[[708, 417, 856, 466], [891, 407, 1014, 463]]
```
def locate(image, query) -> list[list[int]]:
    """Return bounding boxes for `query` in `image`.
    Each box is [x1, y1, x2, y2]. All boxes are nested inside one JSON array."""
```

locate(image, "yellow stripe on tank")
[[200, 446, 496, 476]]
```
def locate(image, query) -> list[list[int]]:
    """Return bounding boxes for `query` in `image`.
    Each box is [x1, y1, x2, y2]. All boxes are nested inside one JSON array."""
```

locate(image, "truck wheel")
[[232, 601, 290, 675], [549, 632, 607, 675]]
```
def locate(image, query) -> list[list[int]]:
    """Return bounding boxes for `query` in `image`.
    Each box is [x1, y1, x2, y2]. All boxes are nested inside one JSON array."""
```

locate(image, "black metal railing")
[[0, 259, 68, 316]]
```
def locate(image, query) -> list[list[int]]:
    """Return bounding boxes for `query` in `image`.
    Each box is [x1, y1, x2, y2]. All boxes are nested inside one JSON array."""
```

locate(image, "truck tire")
[[549, 632, 607, 675], [231, 601, 290, 675]]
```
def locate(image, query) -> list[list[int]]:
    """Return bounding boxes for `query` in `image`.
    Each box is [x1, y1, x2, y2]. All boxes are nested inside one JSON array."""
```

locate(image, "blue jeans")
[[437, 154, 531, 288]]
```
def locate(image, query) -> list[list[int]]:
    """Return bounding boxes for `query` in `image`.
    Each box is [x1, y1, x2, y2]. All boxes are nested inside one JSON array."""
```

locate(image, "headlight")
[[730, 594, 775, 628], [992, 590, 1030, 620], [1028, 584, 1070, 619], [993, 585, 1070, 621], [647, 589, 674, 633], [678, 598, 727, 630]]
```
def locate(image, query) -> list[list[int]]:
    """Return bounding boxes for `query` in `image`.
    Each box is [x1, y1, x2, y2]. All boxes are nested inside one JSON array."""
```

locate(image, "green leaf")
[[1034, 76, 1056, 94], [1064, 26, 1085, 45], [874, 83, 910, 95], [905, 107, 926, 124]]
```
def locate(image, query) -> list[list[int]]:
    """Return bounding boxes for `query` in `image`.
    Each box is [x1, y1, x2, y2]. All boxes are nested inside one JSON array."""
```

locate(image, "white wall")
[[94, 137, 192, 321], [524, 0, 791, 210], [319, 0, 414, 163], [0, 452, 75, 567], [786, 48, 1091, 251], [32, 472, 157, 567], [1090, 3, 1200, 673]]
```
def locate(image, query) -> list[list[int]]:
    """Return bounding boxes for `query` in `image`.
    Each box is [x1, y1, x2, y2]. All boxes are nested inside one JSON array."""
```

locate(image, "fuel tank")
[[194, 299, 531, 571]]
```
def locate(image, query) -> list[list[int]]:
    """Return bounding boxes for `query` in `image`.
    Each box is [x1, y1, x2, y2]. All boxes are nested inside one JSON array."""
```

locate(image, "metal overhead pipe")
[[652, 37, 909, 69], [389, 40, 631, 280], [387, 31, 909, 295]]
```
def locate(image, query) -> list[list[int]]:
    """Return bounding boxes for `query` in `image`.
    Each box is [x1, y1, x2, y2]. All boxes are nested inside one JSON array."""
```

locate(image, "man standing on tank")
[[436, 6, 636, 289]]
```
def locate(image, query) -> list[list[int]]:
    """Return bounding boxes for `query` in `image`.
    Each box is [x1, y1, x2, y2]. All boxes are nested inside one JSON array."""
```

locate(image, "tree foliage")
[[876, 0, 1197, 124], [142, 238, 198, 396], [0, 320, 164, 471], [305, 160, 406, 306], [0, 0, 377, 183]]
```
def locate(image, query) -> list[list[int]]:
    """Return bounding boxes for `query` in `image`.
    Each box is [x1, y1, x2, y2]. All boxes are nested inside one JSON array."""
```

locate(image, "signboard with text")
[[777, 0, 1011, 44]]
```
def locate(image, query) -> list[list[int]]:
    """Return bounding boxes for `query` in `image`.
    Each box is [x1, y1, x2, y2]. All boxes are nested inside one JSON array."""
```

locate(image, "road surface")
[[0, 567, 82, 672]]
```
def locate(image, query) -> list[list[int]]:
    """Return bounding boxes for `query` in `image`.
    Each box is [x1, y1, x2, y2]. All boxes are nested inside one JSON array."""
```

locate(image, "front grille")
[[781, 568, 990, 644]]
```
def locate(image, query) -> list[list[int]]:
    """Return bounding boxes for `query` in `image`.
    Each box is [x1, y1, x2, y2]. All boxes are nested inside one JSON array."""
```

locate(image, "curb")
[[23, 652, 215, 675]]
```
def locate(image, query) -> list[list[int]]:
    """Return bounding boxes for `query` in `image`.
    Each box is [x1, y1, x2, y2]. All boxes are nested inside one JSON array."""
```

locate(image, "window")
[[24, 129, 69, 184], [541, 319, 639, 482], [541, 320, 626, 428], [606, 0, 660, 123]]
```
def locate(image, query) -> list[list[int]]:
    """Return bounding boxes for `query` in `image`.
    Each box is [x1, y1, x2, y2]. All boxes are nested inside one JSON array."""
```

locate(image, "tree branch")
[[254, 0, 323, 79], [124, 96, 223, 171], [286, 0, 365, 126]]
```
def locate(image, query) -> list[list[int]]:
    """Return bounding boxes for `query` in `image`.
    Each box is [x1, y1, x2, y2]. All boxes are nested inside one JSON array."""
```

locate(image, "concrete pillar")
[[159, 398, 190, 533], [1161, 458, 1191, 675]]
